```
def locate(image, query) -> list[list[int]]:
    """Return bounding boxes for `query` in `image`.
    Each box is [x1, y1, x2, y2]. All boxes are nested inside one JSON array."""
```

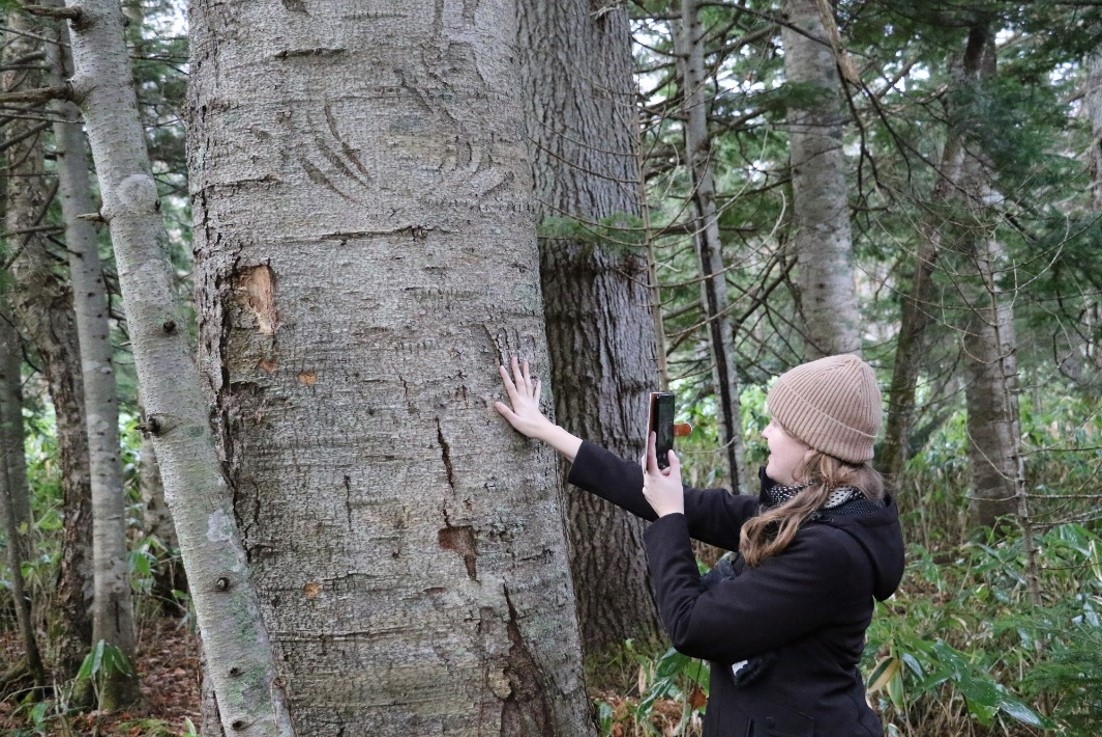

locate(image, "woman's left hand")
[[641, 431, 685, 517]]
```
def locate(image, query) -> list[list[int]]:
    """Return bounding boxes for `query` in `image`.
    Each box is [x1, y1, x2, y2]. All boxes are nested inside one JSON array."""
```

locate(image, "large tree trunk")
[[46, 14, 139, 707], [782, 0, 860, 357], [62, 1, 295, 734], [189, 2, 592, 735], [0, 298, 45, 689], [2, 5, 94, 679], [673, 0, 748, 491], [517, 0, 663, 659]]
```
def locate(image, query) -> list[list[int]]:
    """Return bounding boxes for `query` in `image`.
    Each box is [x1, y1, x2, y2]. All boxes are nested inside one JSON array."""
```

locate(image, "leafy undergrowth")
[[0, 615, 201, 737]]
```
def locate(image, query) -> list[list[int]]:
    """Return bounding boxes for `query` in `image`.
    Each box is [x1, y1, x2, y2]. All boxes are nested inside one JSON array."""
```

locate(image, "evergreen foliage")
[[2, 0, 1101, 734]]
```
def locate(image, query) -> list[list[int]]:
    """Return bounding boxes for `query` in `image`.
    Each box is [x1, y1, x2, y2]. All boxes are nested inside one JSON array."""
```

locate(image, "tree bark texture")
[[189, 2, 592, 735], [63, 1, 295, 734], [674, 0, 748, 491], [782, 0, 861, 357], [3, 5, 94, 677], [516, 0, 663, 657], [46, 13, 139, 707]]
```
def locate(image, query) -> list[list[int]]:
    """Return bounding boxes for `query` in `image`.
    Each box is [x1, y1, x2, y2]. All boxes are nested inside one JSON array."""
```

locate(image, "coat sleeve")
[[643, 514, 872, 664], [567, 440, 759, 550]]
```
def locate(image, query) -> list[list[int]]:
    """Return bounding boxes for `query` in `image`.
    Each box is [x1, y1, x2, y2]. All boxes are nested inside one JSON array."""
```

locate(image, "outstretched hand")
[[493, 356, 555, 440], [641, 431, 685, 517]]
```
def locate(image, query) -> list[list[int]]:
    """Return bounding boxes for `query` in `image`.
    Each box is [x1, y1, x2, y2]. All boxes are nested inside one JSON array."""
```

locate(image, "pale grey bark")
[[675, 0, 748, 491], [0, 298, 45, 687], [516, 0, 663, 657], [961, 230, 1024, 531], [782, 0, 861, 357], [138, 398, 186, 613], [46, 13, 138, 707], [945, 25, 1025, 533], [189, 2, 592, 734], [62, 0, 293, 733], [1074, 52, 1102, 385], [1086, 53, 1102, 211], [3, 4, 93, 677]]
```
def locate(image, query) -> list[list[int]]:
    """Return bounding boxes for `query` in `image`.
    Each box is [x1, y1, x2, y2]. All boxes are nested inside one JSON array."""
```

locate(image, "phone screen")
[[649, 392, 676, 470]]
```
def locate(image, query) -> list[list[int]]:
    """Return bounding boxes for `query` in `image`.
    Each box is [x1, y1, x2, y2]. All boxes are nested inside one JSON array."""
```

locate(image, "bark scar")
[[438, 525, 477, 580], [436, 418, 456, 490], [232, 264, 278, 334]]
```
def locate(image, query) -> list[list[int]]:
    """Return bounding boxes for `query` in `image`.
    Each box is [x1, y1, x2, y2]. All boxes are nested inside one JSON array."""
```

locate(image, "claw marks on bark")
[[432, 0, 478, 31], [484, 327, 540, 367], [293, 102, 371, 204]]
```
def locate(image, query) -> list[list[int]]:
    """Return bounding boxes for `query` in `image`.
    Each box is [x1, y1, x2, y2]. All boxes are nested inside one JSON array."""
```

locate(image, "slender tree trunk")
[[882, 40, 974, 483], [0, 299, 45, 688], [189, 1, 593, 735], [674, 0, 748, 491], [62, 1, 295, 734], [2, 5, 94, 679], [516, 0, 663, 659], [782, 0, 860, 357], [1086, 52, 1102, 211], [45, 13, 139, 708], [961, 229, 1023, 530], [948, 25, 1023, 531], [1079, 52, 1102, 382]]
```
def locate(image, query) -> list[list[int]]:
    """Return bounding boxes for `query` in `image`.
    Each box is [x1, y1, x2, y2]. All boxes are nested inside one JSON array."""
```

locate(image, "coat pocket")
[[746, 709, 814, 737]]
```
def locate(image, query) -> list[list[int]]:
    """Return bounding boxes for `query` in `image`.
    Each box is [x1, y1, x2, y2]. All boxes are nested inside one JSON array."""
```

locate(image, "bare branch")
[[23, 5, 83, 22], [0, 83, 71, 105]]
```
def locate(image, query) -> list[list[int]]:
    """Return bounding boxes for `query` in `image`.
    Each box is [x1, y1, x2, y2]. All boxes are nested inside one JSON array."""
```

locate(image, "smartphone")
[[648, 391, 676, 470]]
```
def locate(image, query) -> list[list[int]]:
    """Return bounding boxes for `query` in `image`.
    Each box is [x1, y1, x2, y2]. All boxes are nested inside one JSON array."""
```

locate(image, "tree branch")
[[22, 5, 83, 22], [0, 84, 71, 105]]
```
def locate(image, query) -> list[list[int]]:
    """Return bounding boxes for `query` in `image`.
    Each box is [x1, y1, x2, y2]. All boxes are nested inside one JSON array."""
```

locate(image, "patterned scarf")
[[764, 482, 865, 511]]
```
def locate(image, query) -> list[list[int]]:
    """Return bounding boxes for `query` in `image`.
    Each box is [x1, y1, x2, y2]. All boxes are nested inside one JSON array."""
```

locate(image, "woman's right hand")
[[494, 356, 554, 440], [493, 356, 583, 461]]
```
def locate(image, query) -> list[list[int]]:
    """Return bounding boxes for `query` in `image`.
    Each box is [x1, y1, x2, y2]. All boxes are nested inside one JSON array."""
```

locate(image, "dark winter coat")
[[568, 441, 905, 737]]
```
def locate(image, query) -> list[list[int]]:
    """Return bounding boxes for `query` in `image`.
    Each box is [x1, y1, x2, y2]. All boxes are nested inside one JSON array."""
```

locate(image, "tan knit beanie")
[[765, 354, 882, 464]]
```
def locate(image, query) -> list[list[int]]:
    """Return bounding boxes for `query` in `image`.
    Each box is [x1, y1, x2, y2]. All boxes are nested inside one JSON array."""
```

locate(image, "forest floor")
[[2, 618, 690, 736], [0, 614, 201, 737]]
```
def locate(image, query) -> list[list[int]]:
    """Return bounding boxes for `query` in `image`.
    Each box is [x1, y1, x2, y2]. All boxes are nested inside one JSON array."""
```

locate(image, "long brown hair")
[[739, 452, 885, 567]]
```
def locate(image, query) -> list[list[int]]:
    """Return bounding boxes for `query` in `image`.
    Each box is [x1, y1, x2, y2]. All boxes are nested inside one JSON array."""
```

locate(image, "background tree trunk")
[[782, 0, 860, 357], [139, 397, 186, 614], [517, 0, 663, 660], [189, 1, 593, 734], [950, 24, 1023, 531], [2, 5, 94, 678], [0, 298, 45, 688], [46, 13, 139, 707], [674, 0, 747, 491], [63, 0, 295, 733], [881, 39, 974, 483]]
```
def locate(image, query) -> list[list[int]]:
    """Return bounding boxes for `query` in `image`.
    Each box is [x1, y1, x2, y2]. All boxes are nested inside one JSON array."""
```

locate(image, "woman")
[[494, 354, 904, 737]]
